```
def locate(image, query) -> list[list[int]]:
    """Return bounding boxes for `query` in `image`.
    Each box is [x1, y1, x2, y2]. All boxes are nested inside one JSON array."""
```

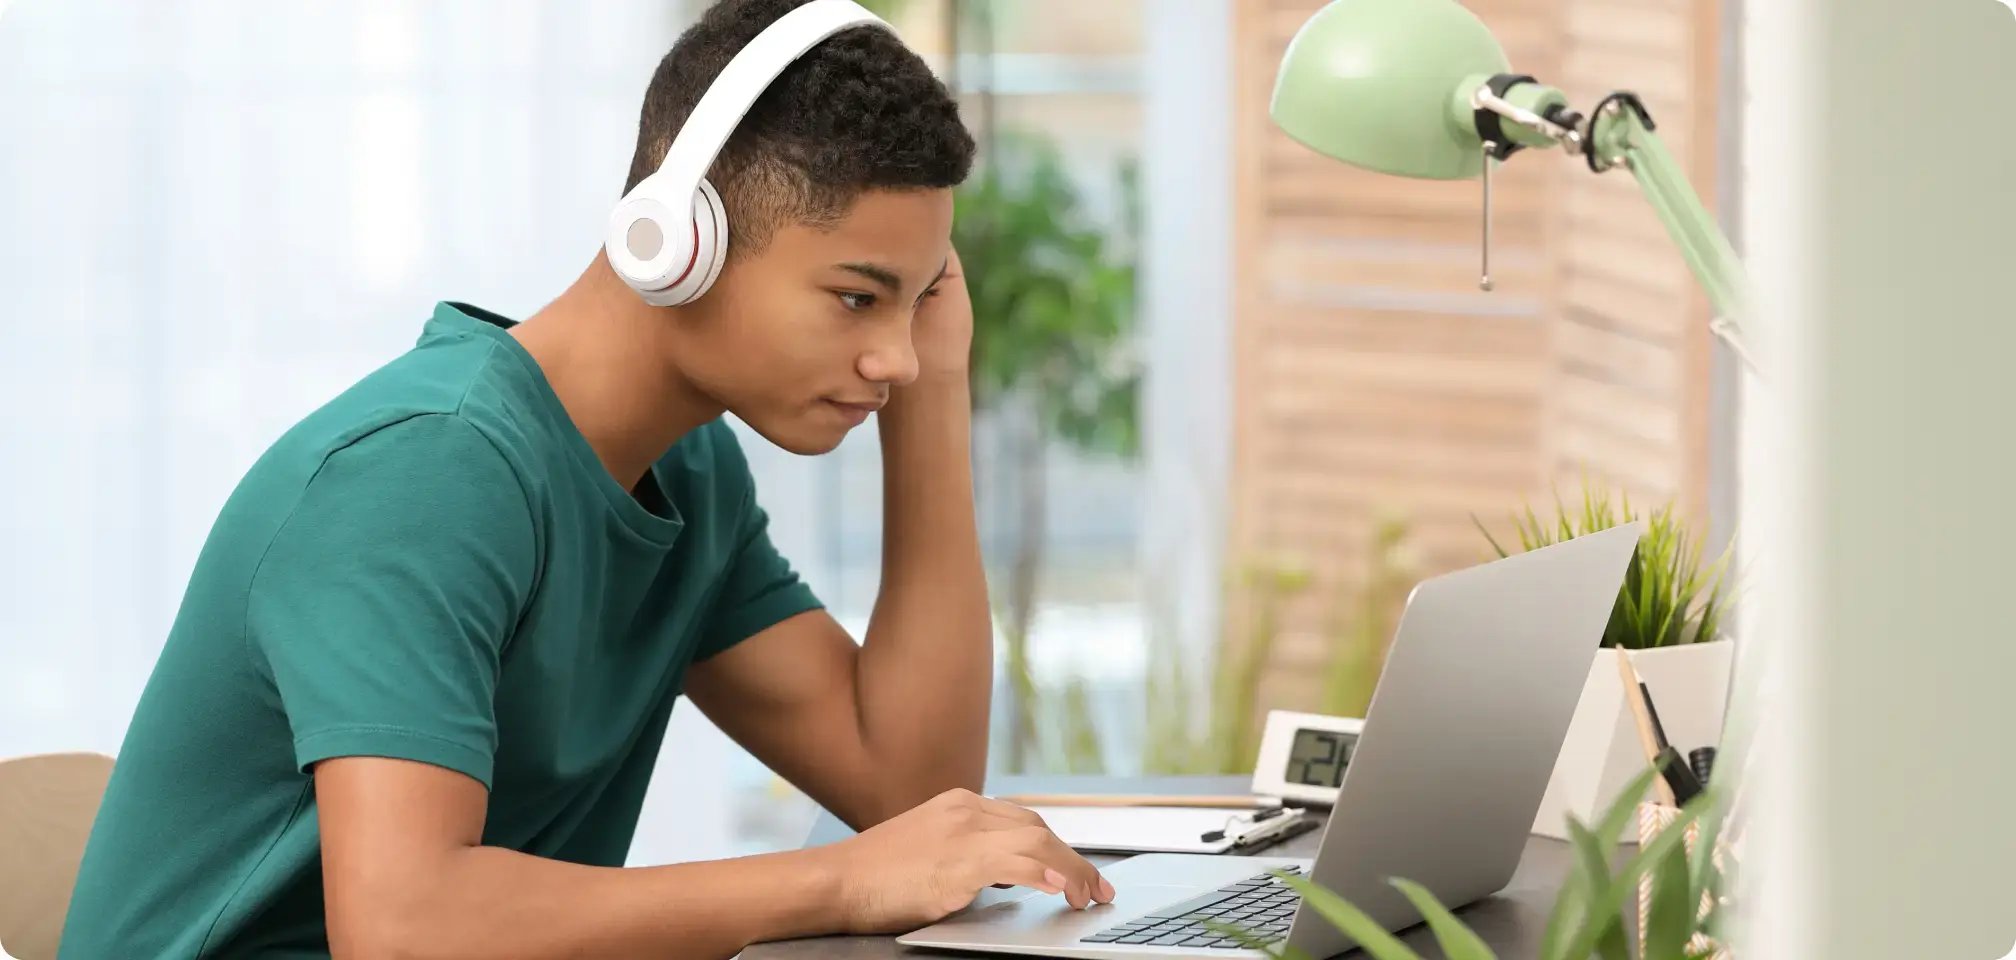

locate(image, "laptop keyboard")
[[1079, 865, 1303, 950]]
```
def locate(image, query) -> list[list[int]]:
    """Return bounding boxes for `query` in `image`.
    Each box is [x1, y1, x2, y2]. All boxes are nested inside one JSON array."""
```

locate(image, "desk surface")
[[741, 775, 1574, 960]]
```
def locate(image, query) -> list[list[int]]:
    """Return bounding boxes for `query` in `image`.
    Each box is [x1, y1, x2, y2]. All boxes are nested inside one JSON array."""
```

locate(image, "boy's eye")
[[837, 291, 877, 311]]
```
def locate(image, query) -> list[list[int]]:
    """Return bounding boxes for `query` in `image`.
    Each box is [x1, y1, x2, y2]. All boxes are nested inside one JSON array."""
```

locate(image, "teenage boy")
[[60, 2, 1111, 957]]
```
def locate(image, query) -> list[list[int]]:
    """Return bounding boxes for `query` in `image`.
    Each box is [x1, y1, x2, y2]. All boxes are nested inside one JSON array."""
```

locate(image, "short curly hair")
[[623, 0, 975, 257]]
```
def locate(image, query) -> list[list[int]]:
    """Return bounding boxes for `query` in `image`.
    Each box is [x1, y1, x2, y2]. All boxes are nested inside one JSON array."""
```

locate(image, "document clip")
[[1200, 805, 1310, 850]]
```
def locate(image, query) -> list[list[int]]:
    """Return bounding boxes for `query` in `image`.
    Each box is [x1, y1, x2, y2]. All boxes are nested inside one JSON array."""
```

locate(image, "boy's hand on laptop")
[[827, 787, 1115, 933]]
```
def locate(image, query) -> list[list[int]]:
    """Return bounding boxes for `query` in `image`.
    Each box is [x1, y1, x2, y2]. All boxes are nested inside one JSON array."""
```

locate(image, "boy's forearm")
[[345, 843, 848, 960], [859, 374, 992, 799]]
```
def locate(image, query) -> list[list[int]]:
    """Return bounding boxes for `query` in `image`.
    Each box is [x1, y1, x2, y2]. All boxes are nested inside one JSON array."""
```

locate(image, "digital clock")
[[1249, 709, 1366, 807]]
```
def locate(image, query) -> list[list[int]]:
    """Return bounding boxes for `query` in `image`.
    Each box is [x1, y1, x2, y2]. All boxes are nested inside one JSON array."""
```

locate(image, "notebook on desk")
[[1026, 804, 1317, 855]]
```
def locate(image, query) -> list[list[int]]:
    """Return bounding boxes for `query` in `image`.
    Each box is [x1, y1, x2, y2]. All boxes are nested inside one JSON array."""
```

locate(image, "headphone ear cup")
[[606, 182, 702, 304], [645, 179, 728, 306], [689, 179, 730, 301]]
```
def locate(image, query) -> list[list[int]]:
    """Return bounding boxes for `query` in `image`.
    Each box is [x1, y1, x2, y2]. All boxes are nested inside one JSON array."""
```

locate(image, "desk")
[[743, 775, 1577, 960]]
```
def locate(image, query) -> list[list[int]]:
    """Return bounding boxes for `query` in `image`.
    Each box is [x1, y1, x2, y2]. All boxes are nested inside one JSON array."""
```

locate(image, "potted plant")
[[1476, 486, 1734, 842], [1211, 764, 1736, 959]]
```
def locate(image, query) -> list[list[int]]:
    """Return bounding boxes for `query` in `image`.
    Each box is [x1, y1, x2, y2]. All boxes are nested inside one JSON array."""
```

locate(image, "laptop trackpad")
[[900, 884, 1205, 947]]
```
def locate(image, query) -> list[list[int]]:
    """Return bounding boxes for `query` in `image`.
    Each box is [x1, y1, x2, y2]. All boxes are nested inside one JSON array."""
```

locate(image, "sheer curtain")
[[0, 0, 1232, 861], [0, 0, 790, 864]]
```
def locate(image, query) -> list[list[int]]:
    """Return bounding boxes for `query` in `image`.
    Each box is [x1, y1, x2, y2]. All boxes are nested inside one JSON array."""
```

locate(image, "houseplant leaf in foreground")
[[1538, 767, 1658, 959], [1274, 871, 1424, 960], [1642, 826, 1697, 959], [1564, 820, 1630, 960], [1202, 920, 1306, 960], [1559, 803, 1705, 960], [1546, 763, 1690, 960], [1389, 878, 1496, 960]]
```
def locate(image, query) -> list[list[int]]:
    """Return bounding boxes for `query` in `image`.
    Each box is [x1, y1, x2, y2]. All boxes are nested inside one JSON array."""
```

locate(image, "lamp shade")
[[1269, 0, 1509, 180]]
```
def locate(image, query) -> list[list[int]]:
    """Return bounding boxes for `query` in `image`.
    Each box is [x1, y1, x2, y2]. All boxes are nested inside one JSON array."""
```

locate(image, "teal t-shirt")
[[59, 302, 822, 959]]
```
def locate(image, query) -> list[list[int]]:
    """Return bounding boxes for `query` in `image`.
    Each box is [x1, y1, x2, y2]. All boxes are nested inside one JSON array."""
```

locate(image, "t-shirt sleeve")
[[694, 448, 823, 662], [246, 414, 535, 790]]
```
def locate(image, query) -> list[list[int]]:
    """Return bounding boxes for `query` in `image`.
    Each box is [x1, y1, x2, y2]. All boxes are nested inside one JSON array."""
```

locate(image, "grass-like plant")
[[1205, 762, 1734, 960], [1142, 521, 1416, 775], [1475, 484, 1732, 650]]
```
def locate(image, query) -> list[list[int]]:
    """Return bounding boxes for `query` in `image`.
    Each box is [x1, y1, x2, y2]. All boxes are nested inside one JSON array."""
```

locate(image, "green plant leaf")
[[1642, 823, 1696, 958], [1203, 919, 1303, 959], [1473, 513, 1511, 559], [1276, 873, 1425, 960], [1559, 803, 1707, 960], [1686, 787, 1728, 910], [1563, 820, 1630, 960], [1553, 764, 1688, 960], [1390, 879, 1496, 960], [1594, 764, 1665, 855], [1537, 868, 1590, 960], [1479, 479, 1734, 651]]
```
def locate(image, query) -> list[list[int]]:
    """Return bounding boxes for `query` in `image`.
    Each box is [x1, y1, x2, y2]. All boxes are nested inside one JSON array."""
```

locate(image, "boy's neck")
[[511, 256, 724, 492]]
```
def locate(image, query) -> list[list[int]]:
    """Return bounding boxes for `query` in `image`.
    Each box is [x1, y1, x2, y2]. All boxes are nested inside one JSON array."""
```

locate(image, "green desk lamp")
[[1271, 0, 1757, 372]]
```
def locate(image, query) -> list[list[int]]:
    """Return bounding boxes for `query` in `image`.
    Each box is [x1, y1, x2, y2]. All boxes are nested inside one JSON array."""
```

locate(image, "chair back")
[[0, 753, 115, 960]]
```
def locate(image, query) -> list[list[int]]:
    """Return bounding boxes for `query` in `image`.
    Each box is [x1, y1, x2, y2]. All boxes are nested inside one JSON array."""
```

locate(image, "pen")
[[1616, 652, 1678, 806], [1633, 674, 1704, 804], [1617, 654, 1705, 806], [1639, 682, 1673, 753], [1612, 661, 1709, 802], [1201, 806, 1286, 843]]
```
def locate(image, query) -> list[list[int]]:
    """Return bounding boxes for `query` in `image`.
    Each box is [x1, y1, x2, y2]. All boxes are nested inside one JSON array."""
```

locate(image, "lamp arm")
[[1602, 108, 1761, 374]]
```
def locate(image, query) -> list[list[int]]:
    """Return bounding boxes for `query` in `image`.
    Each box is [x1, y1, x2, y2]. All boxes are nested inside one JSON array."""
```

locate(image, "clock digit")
[[1291, 731, 1341, 787], [1312, 733, 1338, 786], [1289, 735, 1313, 785]]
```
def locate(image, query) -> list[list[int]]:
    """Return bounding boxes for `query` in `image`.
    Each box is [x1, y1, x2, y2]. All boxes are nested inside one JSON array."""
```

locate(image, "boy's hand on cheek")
[[906, 247, 971, 388]]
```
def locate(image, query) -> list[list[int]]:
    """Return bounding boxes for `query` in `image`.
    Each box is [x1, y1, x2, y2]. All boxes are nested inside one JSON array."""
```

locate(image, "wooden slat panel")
[[1560, 273, 1686, 341], [1268, 210, 1548, 248], [1565, 4, 1691, 56], [1562, 229, 1692, 300], [1558, 318, 1684, 394], [1564, 178, 1689, 251], [1259, 386, 1544, 444], [1560, 47, 1689, 104], [1226, 0, 1719, 733], [1260, 346, 1549, 399], [1560, 377, 1685, 446], [1262, 306, 1551, 358]]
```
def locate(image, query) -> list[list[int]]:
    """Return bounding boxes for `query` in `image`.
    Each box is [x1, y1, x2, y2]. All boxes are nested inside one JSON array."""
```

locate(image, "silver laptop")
[[896, 523, 1643, 959]]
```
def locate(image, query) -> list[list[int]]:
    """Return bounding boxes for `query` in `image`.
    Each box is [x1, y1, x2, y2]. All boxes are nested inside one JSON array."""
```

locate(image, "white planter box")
[[1530, 641, 1734, 842]]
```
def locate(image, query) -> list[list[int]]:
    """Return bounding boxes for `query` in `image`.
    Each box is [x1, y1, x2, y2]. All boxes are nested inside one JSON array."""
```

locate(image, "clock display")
[[1287, 727, 1354, 789], [1251, 709, 1365, 805]]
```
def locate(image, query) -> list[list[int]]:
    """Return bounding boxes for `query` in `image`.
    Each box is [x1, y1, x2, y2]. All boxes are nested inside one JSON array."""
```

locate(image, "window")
[[0, 0, 1232, 864]]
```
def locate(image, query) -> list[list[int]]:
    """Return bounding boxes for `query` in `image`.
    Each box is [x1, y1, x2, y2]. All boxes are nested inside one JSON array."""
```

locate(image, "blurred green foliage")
[[957, 134, 1141, 458], [957, 132, 1141, 774], [1477, 483, 1733, 650], [1140, 516, 1416, 776]]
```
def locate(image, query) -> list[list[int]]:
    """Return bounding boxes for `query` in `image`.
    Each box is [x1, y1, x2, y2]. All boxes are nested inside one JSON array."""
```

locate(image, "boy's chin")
[[741, 413, 851, 457]]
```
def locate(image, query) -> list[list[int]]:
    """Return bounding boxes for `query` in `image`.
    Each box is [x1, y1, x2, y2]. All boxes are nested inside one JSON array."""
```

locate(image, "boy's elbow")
[[327, 879, 454, 960]]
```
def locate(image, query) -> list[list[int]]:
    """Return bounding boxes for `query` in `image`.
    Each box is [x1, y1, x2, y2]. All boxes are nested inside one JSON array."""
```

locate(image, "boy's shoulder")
[[269, 324, 515, 474]]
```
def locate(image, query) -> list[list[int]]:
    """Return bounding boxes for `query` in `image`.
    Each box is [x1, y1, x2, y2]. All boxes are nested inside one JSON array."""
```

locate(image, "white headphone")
[[606, 0, 894, 307]]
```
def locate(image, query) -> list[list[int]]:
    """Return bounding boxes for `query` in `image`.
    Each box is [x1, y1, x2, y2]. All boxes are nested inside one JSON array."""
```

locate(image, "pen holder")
[[1635, 802, 1735, 960]]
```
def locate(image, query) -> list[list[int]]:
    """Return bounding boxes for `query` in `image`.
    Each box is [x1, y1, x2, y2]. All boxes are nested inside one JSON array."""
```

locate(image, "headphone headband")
[[608, 0, 896, 306], [650, 0, 890, 222]]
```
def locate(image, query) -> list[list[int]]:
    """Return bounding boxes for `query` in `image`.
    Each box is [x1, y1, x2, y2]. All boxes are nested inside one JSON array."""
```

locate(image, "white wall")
[[1138, 0, 1233, 711], [0, 0, 755, 864], [1740, 1, 2016, 955]]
